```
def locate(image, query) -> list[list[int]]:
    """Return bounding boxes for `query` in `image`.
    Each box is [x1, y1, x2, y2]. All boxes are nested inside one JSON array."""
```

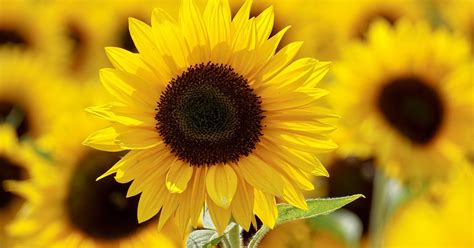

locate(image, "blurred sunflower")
[[384, 164, 474, 247], [7, 84, 181, 248], [7, 150, 180, 248], [0, 50, 65, 140], [0, 0, 66, 63], [0, 124, 36, 246], [84, 0, 336, 236], [291, 0, 426, 60], [331, 20, 473, 180], [44, 0, 112, 79]]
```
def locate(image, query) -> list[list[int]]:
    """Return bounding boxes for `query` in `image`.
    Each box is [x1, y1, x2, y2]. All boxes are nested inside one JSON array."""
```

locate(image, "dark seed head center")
[[0, 27, 30, 47], [66, 151, 145, 240], [377, 76, 444, 145], [67, 22, 88, 71], [155, 62, 264, 166]]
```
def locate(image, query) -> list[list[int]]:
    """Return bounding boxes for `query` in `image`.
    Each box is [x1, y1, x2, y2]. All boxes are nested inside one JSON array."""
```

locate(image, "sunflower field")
[[0, 0, 472, 247]]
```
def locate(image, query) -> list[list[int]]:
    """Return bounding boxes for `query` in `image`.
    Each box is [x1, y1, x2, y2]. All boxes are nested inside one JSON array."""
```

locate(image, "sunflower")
[[43, 0, 113, 79], [0, 124, 46, 246], [0, 0, 66, 64], [331, 20, 473, 180], [0, 50, 65, 140], [288, 0, 427, 60], [383, 164, 474, 247], [7, 84, 182, 247], [84, 0, 336, 236]]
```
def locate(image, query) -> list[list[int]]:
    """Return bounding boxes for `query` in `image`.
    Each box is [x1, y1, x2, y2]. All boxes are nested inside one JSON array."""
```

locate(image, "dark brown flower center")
[[0, 27, 29, 47], [0, 156, 27, 209], [0, 101, 30, 137], [155, 62, 264, 166], [67, 22, 88, 71], [65, 151, 147, 240], [377, 76, 444, 145]]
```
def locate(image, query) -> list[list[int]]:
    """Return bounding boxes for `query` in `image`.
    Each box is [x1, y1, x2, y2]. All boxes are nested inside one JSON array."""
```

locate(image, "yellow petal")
[[99, 68, 158, 109], [104, 47, 157, 83], [128, 17, 162, 67], [238, 155, 284, 196], [231, 0, 252, 33], [166, 161, 194, 193], [157, 193, 180, 231], [126, 150, 173, 196], [204, 0, 231, 62], [253, 189, 277, 228], [137, 173, 167, 223], [281, 177, 308, 210], [206, 165, 237, 209], [115, 126, 162, 150], [151, 9, 189, 72], [180, 0, 210, 63], [207, 197, 232, 235], [187, 167, 207, 227], [255, 6, 274, 46], [257, 41, 302, 83], [85, 104, 153, 127], [82, 127, 123, 152], [230, 169, 254, 230]]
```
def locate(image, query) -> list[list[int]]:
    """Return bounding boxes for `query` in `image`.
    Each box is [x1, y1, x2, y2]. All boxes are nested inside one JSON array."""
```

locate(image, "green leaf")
[[277, 194, 364, 224], [248, 194, 364, 248], [186, 222, 240, 248], [186, 229, 220, 248]]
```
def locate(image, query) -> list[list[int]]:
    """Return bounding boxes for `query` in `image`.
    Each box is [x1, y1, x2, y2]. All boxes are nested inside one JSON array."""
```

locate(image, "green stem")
[[369, 168, 388, 248], [248, 226, 270, 248], [226, 223, 241, 248]]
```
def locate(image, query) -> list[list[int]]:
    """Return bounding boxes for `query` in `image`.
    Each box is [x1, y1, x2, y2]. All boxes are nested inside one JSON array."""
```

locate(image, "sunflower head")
[[331, 19, 472, 180], [84, 0, 336, 237], [0, 50, 67, 141]]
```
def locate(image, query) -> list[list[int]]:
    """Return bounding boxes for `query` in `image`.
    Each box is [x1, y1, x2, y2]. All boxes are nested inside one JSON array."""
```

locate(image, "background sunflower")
[[0, 50, 67, 141], [331, 20, 472, 180]]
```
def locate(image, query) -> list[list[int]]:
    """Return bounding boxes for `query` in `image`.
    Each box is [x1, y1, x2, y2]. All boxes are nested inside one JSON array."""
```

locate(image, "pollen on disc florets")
[[155, 62, 264, 167]]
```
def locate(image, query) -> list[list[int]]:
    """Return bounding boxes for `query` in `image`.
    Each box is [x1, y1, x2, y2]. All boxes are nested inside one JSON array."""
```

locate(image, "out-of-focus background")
[[0, 0, 472, 247]]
